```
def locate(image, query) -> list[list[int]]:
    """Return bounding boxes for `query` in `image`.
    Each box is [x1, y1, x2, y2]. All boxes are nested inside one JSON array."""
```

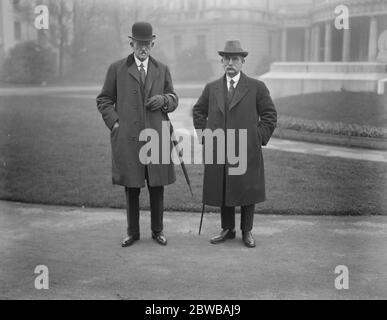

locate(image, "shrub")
[[1, 41, 56, 84], [174, 45, 213, 82], [276, 116, 387, 138], [255, 55, 275, 76]]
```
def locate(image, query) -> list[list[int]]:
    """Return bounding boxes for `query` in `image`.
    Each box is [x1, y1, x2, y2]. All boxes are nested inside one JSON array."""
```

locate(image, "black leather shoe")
[[152, 231, 167, 246], [121, 234, 140, 247], [242, 232, 256, 248], [210, 229, 236, 244]]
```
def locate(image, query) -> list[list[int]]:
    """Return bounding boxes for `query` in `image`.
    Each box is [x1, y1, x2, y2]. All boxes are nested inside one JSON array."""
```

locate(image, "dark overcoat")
[[97, 54, 178, 188], [193, 72, 277, 207]]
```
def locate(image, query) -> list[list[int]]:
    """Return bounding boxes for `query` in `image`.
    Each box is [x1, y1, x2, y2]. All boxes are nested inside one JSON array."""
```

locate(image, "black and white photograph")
[[0, 0, 387, 305]]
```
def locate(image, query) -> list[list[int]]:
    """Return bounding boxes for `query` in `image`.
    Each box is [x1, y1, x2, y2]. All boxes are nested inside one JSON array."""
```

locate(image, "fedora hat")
[[128, 22, 156, 41], [218, 40, 248, 57]]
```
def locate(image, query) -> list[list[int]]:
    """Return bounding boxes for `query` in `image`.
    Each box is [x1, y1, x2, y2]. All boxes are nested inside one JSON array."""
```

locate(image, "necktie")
[[227, 79, 235, 105], [139, 63, 146, 86]]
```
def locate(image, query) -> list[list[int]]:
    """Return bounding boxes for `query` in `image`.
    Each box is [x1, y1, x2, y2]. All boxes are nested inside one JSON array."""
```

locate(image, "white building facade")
[[0, 0, 37, 67]]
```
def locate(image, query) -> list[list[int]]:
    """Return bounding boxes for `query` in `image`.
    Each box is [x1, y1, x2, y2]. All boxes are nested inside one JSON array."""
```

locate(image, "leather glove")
[[145, 95, 166, 112], [111, 121, 119, 131]]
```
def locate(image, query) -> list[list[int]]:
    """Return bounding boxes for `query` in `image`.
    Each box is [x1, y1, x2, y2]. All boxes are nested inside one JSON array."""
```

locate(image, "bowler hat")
[[128, 22, 156, 41], [218, 40, 248, 57]]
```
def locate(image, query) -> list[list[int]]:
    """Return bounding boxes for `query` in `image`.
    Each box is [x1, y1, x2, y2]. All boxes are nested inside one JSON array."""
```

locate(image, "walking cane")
[[166, 115, 194, 198], [199, 203, 205, 235]]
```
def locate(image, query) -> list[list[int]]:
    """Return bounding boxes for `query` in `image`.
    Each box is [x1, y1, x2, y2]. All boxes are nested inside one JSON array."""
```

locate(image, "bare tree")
[[34, 0, 73, 78], [53, 0, 73, 78], [106, 0, 162, 54], [72, 0, 98, 61]]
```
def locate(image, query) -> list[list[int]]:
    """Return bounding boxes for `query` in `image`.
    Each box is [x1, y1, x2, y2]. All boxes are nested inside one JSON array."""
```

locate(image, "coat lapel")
[[214, 76, 226, 115], [229, 72, 249, 111], [144, 59, 159, 101], [127, 55, 141, 85]]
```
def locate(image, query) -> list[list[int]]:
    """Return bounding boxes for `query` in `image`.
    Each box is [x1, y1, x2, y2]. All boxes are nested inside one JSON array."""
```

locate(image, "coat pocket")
[[110, 126, 120, 154], [256, 127, 263, 147]]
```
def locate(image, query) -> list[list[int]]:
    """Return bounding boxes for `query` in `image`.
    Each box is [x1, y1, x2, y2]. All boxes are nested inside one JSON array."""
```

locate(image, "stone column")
[[312, 24, 321, 61], [324, 21, 332, 62], [342, 27, 351, 62], [368, 16, 378, 61], [310, 26, 315, 61], [304, 27, 310, 61], [281, 28, 287, 61]]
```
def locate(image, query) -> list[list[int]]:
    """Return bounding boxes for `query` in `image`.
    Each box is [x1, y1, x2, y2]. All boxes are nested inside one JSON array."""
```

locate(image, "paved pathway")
[[1, 200, 387, 300], [267, 139, 387, 163], [170, 98, 387, 163]]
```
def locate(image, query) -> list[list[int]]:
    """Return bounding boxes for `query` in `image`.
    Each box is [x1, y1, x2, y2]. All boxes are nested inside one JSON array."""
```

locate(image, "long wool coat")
[[193, 72, 277, 207], [97, 54, 178, 188]]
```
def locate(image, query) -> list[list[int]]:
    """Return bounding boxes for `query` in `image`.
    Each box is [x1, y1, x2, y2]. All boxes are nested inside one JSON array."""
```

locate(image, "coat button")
[[133, 90, 137, 94]]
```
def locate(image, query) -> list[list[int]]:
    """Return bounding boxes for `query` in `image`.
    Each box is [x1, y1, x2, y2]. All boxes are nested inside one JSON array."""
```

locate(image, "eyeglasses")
[[133, 41, 153, 48], [223, 56, 243, 63]]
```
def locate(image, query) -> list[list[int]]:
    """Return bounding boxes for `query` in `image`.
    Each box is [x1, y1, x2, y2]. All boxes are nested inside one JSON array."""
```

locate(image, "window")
[[13, 0, 21, 10], [189, 0, 198, 10], [197, 34, 207, 57], [14, 22, 21, 41], [174, 35, 182, 56], [197, 35, 206, 48]]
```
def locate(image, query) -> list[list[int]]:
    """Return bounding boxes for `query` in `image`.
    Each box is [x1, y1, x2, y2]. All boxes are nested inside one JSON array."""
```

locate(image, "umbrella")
[[166, 116, 194, 198]]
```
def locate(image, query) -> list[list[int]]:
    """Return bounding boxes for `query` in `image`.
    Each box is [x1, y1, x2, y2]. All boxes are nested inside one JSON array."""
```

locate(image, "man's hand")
[[111, 121, 119, 131], [145, 95, 166, 112]]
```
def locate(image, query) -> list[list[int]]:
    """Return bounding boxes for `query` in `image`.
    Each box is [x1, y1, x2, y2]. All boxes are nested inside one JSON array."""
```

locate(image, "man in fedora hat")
[[193, 40, 277, 248], [97, 22, 178, 247]]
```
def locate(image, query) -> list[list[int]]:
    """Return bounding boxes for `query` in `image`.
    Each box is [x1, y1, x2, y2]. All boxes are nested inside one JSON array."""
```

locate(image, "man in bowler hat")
[[97, 22, 178, 247], [193, 40, 277, 248]]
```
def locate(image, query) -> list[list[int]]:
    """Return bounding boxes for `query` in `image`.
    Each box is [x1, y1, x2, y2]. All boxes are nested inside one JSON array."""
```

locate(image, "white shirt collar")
[[134, 55, 149, 72], [226, 72, 241, 89]]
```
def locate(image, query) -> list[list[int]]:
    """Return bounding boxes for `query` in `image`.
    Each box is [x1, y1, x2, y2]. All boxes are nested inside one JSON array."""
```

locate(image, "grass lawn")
[[54, 89, 387, 138], [274, 91, 387, 128], [0, 95, 386, 215]]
